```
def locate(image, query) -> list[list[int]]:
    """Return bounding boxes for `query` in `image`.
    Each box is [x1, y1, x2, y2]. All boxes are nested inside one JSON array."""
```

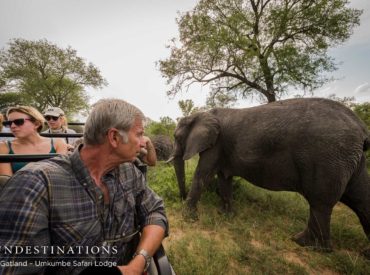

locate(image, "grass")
[[147, 159, 370, 274]]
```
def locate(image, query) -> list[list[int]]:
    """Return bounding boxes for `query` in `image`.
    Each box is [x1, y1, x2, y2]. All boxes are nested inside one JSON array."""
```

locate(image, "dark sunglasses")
[[2, 118, 33, 127], [45, 116, 60, 121]]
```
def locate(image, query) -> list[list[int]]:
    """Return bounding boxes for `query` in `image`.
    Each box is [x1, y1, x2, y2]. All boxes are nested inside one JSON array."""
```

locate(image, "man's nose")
[[139, 137, 145, 147]]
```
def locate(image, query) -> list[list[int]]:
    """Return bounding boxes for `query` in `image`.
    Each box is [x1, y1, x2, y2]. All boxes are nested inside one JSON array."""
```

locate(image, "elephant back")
[[210, 98, 368, 175]]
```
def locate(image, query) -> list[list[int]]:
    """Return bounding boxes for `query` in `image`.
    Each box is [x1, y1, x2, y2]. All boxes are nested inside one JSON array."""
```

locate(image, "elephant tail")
[[364, 138, 370, 151]]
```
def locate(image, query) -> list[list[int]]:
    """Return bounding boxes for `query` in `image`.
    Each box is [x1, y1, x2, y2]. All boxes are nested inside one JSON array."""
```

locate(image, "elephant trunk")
[[173, 155, 187, 200]]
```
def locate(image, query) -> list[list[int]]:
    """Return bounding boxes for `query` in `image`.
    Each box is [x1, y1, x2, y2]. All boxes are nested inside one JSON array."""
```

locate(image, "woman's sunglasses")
[[2, 118, 33, 127], [45, 116, 60, 121]]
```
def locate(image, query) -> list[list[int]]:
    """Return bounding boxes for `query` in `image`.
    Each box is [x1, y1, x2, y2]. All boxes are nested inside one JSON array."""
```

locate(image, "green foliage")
[[327, 93, 356, 108], [177, 99, 209, 119], [146, 163, 180, 206], [0, 38, 107, 116], [159, 0, 362, 103], [353, 102, 370, 130], [205, 89, 238, 108], [67, 124, 84, 133], [178, 99, 195, 117], [145, 116, 176, 139], [0, 91, 28, 110], [148, 161, 370, 274]]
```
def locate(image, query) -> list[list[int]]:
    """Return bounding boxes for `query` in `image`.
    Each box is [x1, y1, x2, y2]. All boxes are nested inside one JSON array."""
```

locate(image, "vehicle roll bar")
[[0, 133, 83, 138], [0, 154, 59, 163]]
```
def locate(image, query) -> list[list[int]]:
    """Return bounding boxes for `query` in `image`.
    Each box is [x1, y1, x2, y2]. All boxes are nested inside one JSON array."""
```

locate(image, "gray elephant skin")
[[152, 135, 174, 161], [172, 98, 370, 253]]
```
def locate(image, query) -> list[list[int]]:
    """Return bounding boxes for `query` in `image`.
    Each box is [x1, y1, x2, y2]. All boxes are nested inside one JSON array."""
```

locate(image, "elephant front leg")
[[292, 205, 333, 251], [186, 174, 206, 209], [183, 173, 209, 220], [184, 150, 218, 219]]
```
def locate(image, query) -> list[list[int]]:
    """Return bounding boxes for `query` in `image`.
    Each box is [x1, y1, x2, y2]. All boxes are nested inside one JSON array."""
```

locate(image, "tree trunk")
[[260, 89, 276, 103], [266, 91, 276, 103]]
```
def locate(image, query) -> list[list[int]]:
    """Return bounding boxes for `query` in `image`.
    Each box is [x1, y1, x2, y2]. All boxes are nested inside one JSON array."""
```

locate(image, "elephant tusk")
[[166, 156, 175, 163]]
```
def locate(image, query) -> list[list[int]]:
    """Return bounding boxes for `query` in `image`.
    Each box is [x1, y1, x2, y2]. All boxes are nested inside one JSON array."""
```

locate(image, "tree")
[[353, 102, 370, 130], [205, 89, 237, 108], [327, 93, 355, 108], [0, 38, 107, 115], [178, 99, 195, 116], [145, 116, 177, 139], [159, 0, 362, 103], [178, 99, 213, 119], [0, 92, 27, 111]]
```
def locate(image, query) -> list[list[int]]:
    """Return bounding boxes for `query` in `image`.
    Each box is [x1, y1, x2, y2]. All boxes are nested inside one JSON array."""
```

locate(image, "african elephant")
[[151, 135, 174, 161], [172, 98, 370, 253]]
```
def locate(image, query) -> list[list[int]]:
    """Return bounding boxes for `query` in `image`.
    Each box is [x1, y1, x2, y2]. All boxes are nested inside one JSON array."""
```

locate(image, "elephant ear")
[[182, 112, 220, 160]]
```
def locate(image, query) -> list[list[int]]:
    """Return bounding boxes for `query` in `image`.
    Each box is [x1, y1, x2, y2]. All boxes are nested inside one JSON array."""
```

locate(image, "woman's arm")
[[141, 136, 157, 166], [0, 142, 13, 176], [55, 138, 68, 155]]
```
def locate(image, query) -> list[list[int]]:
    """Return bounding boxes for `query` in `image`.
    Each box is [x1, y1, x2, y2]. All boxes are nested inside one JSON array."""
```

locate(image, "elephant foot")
[[179, 192, 187, 201], [217, 203, 235, 216], [182, 204, 198, 221], [292, 230, 332, 252]]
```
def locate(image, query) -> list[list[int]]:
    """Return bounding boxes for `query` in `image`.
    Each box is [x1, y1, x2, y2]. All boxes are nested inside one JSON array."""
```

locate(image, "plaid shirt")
[[0, 147, 168, 275]]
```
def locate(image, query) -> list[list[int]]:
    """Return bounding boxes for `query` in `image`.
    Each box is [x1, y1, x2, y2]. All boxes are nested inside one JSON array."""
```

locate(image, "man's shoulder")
[[118, 162, 145, 186], [118, 161, 138, 175]]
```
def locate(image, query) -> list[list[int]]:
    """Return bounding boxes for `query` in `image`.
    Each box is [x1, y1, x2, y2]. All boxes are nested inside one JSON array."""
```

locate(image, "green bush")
[[145, 116, 176, 139]]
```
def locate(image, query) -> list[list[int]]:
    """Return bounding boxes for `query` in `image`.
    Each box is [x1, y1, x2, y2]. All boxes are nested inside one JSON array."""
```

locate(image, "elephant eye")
[[174, 130, 181, 140], [174, 130, 185, 142]]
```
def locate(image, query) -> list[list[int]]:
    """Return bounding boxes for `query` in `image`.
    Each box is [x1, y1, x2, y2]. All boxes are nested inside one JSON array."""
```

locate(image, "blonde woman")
[[0, 106, 68, 176], [42, 107, 78, 148]]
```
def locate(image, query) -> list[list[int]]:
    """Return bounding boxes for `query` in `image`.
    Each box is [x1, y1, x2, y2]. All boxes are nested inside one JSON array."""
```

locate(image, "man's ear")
[[107, 129, 120, 148]]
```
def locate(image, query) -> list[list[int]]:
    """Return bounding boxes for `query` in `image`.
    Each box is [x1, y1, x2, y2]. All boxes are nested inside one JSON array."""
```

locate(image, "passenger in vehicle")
[[0, 106, 68, 176], [42, 106, 78, 150]]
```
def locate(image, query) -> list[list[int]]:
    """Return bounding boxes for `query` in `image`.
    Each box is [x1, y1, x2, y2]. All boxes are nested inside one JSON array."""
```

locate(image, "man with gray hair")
[[0, 99, 168, 275]]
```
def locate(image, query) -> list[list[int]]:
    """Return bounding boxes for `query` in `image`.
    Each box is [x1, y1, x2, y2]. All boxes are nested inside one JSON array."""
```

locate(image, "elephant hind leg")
[[217, 172, 233, 213], [292, 205, 333, 251], [340, 155, 370, 238]]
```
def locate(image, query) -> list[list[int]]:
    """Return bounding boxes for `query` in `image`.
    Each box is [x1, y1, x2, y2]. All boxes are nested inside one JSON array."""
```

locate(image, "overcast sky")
[[0, 0, 369, 121]]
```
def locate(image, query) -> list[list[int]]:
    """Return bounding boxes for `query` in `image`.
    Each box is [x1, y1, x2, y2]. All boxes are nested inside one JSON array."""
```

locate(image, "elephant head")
[[172, 111, 220, 199]]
